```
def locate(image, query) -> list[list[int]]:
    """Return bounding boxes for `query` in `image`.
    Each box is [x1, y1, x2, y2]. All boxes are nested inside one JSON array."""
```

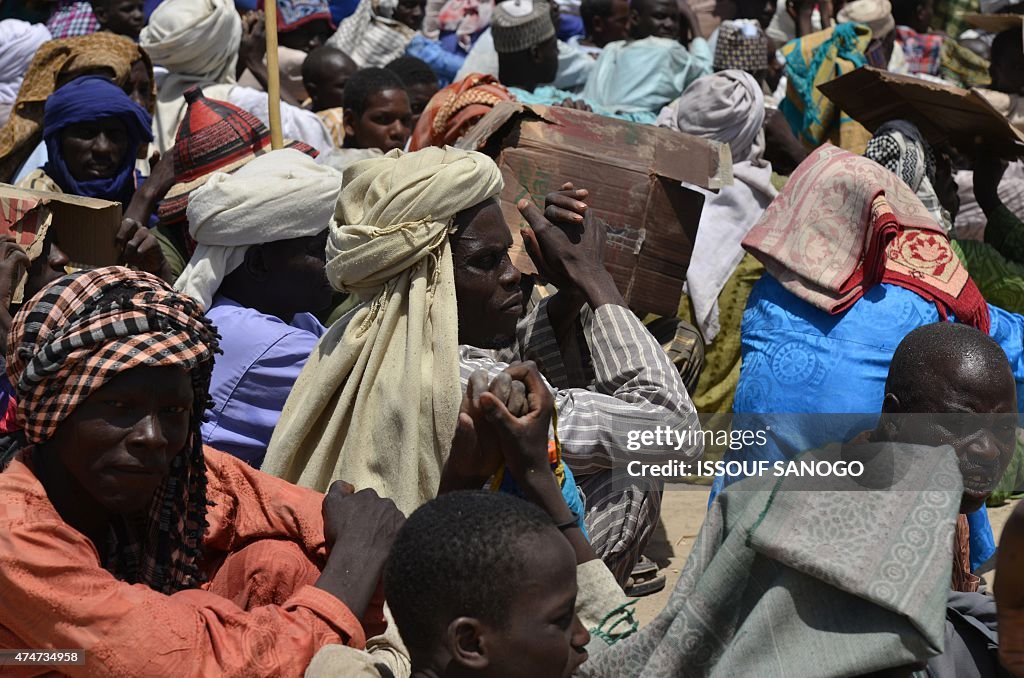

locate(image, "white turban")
[[141, 0, 242, 151], [263, 146, 503, 514], [175, 148, 342, 310], [659, 69, 766, 165], [657, 70, 777, 343], [0, 20, 51, 107], [836, 0, 896, 39]]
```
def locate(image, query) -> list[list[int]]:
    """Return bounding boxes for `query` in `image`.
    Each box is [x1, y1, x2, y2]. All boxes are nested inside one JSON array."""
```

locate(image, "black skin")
[[997, 500, 1024, 674], [451, 199, 524, 349], [217, 229, 334, 324], [496, 36, 559, 93], [584, 0, 630, 47], [304, 50, 359, 111], [735, 0, 777, 29], [869, 356, 1018, 514], [125, 59, 153, 112], [32, 364, 405, 620], [92, 0, 144, 39], [278, 18, 333, 53], [900, 0, 933, 34], [394, 0, 426, 30], [406, 81, 440, 131], [343, 89, 413, 152], [990, 29, 1024, 95], [451, 183, 623, 353], [59, 117, 172, 281], [629, 0, 680, 40], [61, 117, 128, 182], [431, 362, 595, 678]]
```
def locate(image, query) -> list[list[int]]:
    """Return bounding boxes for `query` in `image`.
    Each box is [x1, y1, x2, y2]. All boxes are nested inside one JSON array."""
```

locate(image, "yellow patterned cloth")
[[316, 107, 347, 148], [0, 33, 153, 183], [779, 24, 873, 155]]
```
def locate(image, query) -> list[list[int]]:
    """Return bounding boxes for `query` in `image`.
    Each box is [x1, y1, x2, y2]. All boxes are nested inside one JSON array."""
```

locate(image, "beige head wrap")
[[140, 0, 243, 151], [174, 148, 342, 310], [836, 0, 896, 39], [262, 146, 503, 514]]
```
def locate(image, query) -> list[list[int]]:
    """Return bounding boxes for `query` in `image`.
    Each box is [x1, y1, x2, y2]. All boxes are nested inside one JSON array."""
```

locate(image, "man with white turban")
[[262, 145, 702, 586], [140, 0, 333, 154], [657, 69, 777, 344], [175, 148, 341, 466], [0, 20, 52, 127]]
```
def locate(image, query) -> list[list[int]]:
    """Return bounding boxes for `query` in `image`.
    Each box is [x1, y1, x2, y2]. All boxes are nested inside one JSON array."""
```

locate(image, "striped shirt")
[[459, 297, 703, 475]]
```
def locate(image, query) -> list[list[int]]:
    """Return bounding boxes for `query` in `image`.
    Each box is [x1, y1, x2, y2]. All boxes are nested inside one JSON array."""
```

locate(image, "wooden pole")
[[263, 0, 284, 150]]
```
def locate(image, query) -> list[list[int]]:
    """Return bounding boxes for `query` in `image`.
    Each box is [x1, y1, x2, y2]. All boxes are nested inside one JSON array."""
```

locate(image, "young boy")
[[384, 56, 439, 131], [342, 68, 413, 153], [90, 0, 144, 39]]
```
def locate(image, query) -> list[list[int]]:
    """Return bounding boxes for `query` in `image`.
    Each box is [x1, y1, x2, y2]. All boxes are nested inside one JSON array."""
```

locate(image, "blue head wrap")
[[42, 75, 153, 205]]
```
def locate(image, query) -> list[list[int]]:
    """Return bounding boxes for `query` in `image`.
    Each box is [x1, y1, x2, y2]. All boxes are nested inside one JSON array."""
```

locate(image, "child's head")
[[385, 491, 590, 678], [385, 56, 439, 130], [302, 46, 358, 111], [90, 0, 145, 39], [342, 67, 412, 152]]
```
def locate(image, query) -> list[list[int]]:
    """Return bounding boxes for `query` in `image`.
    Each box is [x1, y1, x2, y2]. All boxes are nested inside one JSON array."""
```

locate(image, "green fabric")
[[930, 0, 977, 40], [579, 442, 963, 678], [990, 430, 1024, 505], [681, 252, 764, 416], [982, 203, 1024, 265], [154, 223, 188, 281], [951, 239, 1024, 314]]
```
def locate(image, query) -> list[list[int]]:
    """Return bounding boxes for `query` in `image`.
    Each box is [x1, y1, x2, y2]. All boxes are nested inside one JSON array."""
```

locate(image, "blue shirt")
[[203, 296, 325, 467]]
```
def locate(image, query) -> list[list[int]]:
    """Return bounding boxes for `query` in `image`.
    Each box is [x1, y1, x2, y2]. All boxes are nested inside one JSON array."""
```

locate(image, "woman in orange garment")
[[0, 266, 404, 677]]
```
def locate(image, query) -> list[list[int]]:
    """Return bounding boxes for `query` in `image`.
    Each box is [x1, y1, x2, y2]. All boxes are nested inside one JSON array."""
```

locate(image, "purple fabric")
[[202, 295, 324, 467]]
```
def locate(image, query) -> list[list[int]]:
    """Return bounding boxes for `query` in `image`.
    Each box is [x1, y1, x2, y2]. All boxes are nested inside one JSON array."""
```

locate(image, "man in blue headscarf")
[[17, 74, 173, 281]]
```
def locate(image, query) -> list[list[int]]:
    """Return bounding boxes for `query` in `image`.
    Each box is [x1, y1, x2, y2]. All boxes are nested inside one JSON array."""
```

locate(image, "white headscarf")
[[657, 70, 777, 343], [0, 20, 52, 109], [175, 148, 342, 309], [140, 0, 242, 151], [262, 146, 503, 514]]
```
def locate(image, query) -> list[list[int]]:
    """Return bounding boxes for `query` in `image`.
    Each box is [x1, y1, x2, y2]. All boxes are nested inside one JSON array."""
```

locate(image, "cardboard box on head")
[[818, 66, 1024, 158], [0, 184, 122, 303], [456, 102, 732, 317]]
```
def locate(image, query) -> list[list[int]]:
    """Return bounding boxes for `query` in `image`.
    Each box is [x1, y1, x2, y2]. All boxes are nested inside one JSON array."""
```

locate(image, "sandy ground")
[[632, 485, 1020, 625]]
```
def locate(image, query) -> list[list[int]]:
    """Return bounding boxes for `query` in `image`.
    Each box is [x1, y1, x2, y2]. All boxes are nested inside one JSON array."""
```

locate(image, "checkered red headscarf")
[[5, 267, 220, 593]]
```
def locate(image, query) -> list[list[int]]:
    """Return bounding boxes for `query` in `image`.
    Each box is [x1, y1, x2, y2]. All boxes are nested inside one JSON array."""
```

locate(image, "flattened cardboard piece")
[[963, 12, 1024, 34], [0, 194, 51, 303], [0, 184, 123, 278], [457, 102, 729, 316], [818, 66, 1024, 157]]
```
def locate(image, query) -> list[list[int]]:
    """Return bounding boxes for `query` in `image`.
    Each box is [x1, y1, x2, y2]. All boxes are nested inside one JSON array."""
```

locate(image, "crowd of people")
[[1, 0, 1024, 672]]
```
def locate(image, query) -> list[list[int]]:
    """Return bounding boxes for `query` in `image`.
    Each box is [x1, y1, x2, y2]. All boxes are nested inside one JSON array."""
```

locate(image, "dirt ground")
[[632, 485, 1020, 625]]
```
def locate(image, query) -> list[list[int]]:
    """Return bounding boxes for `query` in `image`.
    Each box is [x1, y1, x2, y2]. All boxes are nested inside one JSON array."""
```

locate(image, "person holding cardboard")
[[261, 146, 702, 591], [16, 74, 173, 282]]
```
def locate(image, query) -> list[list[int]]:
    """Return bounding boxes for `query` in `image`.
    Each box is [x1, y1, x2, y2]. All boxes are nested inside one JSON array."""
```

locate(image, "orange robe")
[[0, 447, 368, 677]]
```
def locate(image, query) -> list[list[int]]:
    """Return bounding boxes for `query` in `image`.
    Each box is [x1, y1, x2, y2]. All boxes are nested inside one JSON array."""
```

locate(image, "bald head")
[[876, 322, 1018, 513], [885, 322, 1014, 412], [302, 46, 359, 111]]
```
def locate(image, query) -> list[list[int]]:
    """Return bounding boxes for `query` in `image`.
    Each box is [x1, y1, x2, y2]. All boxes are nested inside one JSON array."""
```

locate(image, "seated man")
[[174, 149, 339, 466], [580, 321, 1013, 677], [303, 46, 359, 147], [385, 55, 441, 130], [261, 146, 701, 586], [342, 68, 413, 153], [17, 75, 172, 283], [0, 266, 404, 676], [90, 0, 144, 39]]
